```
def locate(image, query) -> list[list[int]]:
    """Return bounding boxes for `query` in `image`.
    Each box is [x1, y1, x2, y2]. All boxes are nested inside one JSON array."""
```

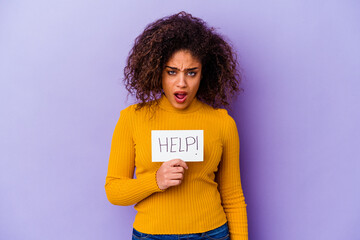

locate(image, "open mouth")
[[174, 92, 187, 103]]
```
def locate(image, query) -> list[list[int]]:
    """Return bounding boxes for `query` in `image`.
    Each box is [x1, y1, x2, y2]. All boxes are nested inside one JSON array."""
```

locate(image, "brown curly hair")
[[124, 11, 242, 109]]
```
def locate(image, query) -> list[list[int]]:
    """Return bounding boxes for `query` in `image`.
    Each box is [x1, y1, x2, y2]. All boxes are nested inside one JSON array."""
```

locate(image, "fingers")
[[174, 167, 185, 174], [164, 166, 185, 174], [156, 173, 183, 190], [168, 159, 188, 170], [167, 179, 182, 186], [156, 159, 188, 190], [169, 173, 184, 180]]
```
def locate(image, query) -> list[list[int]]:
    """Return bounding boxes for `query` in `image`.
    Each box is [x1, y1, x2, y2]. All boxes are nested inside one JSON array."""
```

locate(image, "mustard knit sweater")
[[105, 95, 248, 239]]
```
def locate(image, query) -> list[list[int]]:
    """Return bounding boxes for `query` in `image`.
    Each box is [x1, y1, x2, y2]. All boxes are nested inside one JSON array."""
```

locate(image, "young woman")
[[105, 12, 248, 240]]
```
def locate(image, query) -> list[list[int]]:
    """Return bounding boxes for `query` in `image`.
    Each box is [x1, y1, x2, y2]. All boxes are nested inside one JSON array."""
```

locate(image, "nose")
[[176, 73, 187, 88]]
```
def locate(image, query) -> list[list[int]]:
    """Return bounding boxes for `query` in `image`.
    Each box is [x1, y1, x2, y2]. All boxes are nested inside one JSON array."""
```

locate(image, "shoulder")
[[217, 109, 237, 133], [120, 103, 137, 116], [199, 102, 235, 125], [119, 102, 157, 122], [200, 104, 238, 139], [120, 101, 151, 115], [116, 103, 145, 134]]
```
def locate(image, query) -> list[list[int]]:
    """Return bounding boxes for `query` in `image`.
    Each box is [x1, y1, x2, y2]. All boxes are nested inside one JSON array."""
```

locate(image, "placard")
[[151, 130, 204, 162]]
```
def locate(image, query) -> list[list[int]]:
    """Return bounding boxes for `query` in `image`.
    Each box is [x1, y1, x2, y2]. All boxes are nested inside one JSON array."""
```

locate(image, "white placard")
[[151, 130, 204, 162]]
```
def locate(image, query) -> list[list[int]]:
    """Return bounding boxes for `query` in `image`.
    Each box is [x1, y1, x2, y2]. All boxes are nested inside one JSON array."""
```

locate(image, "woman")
[[105, 12, 248, 240]]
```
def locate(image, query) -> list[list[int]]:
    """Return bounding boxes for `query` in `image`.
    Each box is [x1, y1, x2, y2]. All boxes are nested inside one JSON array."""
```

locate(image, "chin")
[[171, 102, 188, 109], [174, 104, 187, 110]]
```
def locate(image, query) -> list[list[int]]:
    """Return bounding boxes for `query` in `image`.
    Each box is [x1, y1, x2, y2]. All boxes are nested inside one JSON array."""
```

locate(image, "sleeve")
[[215, 114, 248, 240], [104, 107, 164, 206]]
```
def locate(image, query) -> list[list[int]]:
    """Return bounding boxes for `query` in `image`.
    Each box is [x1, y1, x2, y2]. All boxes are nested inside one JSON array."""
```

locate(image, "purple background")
[[1, 1, 359, 240]]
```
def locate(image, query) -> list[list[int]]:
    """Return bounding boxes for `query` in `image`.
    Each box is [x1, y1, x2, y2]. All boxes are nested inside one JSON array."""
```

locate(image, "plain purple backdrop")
[[0, 1, 359, 240]]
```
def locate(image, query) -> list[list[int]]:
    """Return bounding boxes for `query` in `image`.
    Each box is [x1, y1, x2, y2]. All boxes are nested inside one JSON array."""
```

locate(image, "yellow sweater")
[[105, 95, 248, 239]]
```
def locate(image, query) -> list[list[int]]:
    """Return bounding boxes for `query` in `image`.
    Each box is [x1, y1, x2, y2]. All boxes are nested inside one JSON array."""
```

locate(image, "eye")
[[167, 70, 176, 75], [187, 71, 197, 77]]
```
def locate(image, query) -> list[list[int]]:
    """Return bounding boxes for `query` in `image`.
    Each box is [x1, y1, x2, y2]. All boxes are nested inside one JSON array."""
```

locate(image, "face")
[[161, 50, 202, 110]]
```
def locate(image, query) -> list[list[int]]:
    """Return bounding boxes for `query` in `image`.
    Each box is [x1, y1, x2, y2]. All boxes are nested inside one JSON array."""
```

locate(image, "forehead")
[[166, 50, 201, 67]]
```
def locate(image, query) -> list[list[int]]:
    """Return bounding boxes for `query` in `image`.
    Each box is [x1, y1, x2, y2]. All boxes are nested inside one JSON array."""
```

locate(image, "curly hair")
[[124, 11, 242, 109]]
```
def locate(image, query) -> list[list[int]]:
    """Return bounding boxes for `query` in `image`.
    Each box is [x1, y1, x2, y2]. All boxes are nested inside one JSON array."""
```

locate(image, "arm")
[[105, 108, 164, 206], [216, 115, 248, 240]]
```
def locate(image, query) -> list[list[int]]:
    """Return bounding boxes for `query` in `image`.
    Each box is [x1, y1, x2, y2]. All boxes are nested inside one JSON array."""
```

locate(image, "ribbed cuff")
[[140, 170, 166, 193]]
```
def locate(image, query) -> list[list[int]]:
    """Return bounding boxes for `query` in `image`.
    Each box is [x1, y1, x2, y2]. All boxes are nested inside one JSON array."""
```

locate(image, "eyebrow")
[[165, 66, 199, 71]]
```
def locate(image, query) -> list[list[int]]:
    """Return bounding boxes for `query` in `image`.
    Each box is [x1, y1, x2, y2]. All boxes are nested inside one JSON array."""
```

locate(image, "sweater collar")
[[158, 94, 202, 114]]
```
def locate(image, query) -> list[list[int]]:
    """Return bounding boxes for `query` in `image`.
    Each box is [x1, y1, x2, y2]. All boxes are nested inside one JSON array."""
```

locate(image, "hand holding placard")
[[156, 159, 188, 190]]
